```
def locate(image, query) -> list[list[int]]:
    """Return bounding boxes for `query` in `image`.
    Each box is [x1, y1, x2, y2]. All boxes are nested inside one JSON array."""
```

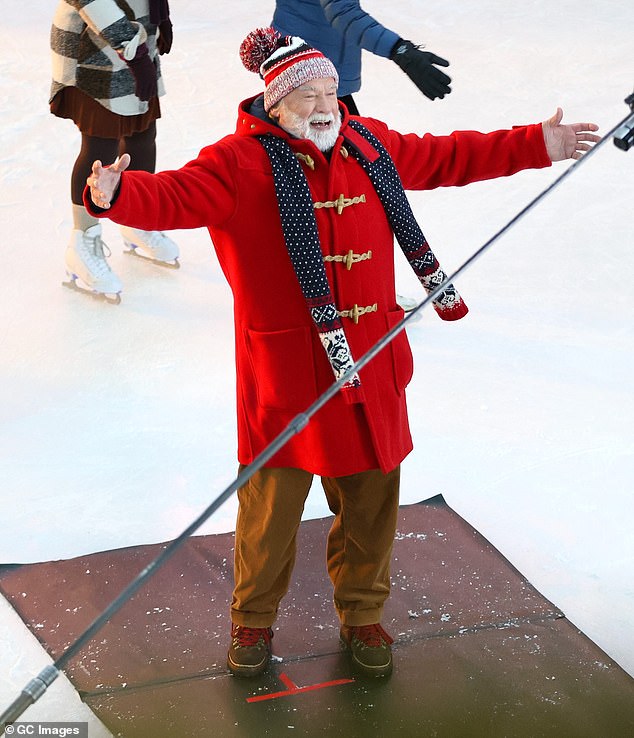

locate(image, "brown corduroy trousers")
[[231, 465, 401, 628]]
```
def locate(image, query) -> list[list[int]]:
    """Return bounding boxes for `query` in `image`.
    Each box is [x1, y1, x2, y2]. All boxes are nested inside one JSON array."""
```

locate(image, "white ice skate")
[[396, 294, 420, 312], [120, 226, 180, 268], [63, 224, 123, 304], [396, 294, 423, 323]]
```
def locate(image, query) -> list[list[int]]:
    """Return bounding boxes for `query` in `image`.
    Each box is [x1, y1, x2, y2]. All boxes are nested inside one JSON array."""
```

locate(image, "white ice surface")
[[1, 0, 633, 724]]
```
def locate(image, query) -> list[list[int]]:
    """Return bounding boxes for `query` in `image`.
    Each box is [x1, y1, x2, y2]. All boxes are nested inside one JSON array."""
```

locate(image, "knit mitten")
[[157, 19, 173, 55], [126, 43, 157, 101]]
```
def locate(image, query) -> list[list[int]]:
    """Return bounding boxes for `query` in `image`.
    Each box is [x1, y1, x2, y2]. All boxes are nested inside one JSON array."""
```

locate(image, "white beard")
[[285, 111, 342, 152]]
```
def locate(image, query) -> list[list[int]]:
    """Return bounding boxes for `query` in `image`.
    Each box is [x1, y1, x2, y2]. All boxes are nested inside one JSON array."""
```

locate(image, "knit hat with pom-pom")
[[240, 28, 339, 112]]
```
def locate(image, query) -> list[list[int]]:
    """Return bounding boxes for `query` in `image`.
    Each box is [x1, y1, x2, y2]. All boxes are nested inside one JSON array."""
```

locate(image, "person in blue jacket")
[[272, 0, 451, 114]]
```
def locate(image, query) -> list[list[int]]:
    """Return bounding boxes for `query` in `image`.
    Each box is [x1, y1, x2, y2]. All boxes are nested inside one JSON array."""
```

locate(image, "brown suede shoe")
[[227, 624, 273, 677], [340, 623, 394, 677]]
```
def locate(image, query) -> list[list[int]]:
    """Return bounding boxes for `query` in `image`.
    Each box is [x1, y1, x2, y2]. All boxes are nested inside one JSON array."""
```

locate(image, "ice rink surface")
[[1, 0, 632, 726]]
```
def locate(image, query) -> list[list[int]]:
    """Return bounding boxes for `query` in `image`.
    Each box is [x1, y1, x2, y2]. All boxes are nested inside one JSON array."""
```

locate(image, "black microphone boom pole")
[[1, 101, 632, 733]]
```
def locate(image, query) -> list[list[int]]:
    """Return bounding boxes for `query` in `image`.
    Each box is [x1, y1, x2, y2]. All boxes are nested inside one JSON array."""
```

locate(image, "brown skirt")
[[50, 86, 161, 139]]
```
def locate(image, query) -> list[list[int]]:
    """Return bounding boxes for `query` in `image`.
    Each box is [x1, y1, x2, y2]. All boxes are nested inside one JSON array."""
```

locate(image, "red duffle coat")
[[86, 96, 551, 477]]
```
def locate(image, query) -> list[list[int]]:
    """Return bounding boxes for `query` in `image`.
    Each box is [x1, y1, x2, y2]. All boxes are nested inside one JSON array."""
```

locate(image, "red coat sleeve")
[[83, 140, 239, 231], [360, 117, 552, 190]]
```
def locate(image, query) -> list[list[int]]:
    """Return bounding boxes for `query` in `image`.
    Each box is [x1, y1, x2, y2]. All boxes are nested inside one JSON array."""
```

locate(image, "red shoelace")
[[349, 623, 394, 647], [231, 625, 273, 647]]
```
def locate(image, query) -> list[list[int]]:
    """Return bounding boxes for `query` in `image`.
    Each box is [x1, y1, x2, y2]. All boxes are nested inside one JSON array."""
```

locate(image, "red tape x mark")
[[246, 671, 355, 703]]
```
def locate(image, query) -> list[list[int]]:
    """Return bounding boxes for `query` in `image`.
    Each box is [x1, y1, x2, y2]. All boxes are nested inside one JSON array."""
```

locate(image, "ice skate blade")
[[124, 245, 180, 269], [404, 307, 422, 321], [62, 277, 121, 305], [403, 311, 423, 325]]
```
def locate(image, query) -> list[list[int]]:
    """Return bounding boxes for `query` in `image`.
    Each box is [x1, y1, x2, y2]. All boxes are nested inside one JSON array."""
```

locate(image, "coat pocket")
[[386, 309, 414, 395], [246, 326, 318, 412]]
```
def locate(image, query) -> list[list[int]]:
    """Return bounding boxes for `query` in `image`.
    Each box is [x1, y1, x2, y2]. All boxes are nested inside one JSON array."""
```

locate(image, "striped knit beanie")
[[240, 28, 339, 112]]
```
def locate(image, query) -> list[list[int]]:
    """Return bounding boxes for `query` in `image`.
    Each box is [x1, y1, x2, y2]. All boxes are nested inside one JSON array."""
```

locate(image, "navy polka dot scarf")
[[258, 120, 467, 398], [346, 120, 467, 321]]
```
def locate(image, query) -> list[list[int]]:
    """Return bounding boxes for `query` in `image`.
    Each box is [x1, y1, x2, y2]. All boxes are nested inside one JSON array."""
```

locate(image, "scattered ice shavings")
[[440, 613, 451, 622], [408, 610, 419, 618], [394, 531, 428, 541], [539, 693, 563, 705]]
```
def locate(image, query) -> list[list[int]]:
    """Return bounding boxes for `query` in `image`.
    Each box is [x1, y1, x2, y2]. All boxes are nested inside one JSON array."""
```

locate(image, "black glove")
[[390, 39, 451, 101], [157, 19, 173, 55], [126, 43, 157, 101]]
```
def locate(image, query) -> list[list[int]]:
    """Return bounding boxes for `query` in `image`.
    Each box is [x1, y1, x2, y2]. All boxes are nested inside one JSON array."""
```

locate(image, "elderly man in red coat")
[[86, 28, 599, 678]]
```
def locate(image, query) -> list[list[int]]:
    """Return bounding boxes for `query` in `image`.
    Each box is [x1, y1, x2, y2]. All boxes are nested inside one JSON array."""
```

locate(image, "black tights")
[[71, 123, 157, 205]]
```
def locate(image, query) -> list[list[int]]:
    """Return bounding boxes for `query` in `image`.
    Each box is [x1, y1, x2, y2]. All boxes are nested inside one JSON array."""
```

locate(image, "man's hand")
[[87, 154, 131, 209], [542, 108, 600, 161]]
